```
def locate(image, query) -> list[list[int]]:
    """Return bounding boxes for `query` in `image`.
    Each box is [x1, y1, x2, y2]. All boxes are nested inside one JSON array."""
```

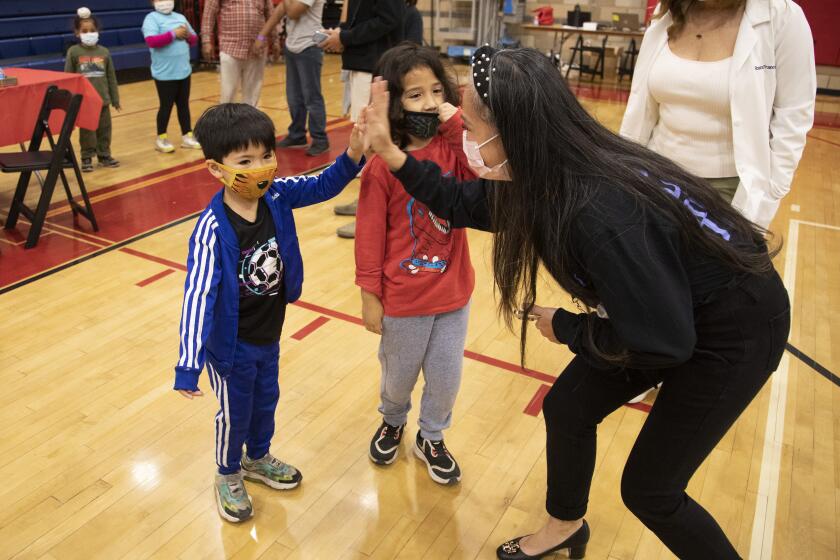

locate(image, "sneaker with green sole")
[[214, 472, 253, 523], [241, 453, 302, 490]]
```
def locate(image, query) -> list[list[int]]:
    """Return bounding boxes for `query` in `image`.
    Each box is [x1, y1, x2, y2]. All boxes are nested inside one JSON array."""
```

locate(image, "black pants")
[[154, 77, 192, 136], [542, 271, 790, 559]]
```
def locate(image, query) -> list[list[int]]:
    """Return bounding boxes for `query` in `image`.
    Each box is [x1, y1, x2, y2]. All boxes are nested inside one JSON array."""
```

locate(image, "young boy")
[[174, 103, 365, 522]]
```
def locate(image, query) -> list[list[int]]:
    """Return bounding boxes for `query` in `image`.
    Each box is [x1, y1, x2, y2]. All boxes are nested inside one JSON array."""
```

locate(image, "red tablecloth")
[[0, 67, 103, 147]]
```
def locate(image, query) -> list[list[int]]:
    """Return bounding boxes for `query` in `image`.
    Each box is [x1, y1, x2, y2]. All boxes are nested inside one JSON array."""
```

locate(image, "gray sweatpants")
[[378, 303, 470, 441]]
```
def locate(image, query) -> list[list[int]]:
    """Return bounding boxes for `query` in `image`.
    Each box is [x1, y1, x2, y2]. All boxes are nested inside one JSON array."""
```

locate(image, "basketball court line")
[[135, 268, 175, 287], [749, 218, 839, 559]]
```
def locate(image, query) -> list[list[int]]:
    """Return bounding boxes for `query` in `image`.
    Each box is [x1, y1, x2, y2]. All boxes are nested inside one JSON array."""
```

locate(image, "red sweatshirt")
[[355, 111, 477, 317]]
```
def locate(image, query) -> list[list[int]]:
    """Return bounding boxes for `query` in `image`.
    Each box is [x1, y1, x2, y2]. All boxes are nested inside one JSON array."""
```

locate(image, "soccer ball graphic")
[[244, 241, 282, 295]]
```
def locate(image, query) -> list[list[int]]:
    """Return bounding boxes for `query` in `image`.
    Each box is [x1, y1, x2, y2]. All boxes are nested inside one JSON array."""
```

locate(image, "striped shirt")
[[201, 0, 273, 60]]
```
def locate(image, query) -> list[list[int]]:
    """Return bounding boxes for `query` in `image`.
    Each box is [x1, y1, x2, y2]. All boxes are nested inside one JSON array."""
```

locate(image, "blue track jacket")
[[174, 152, 364, 391]]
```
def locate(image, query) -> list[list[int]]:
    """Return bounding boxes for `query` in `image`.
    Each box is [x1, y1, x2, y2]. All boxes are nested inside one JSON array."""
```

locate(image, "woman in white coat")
[[620, 0, 816, 231]]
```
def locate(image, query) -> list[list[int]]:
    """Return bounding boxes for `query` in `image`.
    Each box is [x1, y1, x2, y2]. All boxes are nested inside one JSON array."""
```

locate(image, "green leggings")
[[79, 105, 112, 160]]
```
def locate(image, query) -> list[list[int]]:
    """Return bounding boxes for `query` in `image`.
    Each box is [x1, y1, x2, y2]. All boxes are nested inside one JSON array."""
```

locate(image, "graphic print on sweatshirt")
[[78, 56, 106, 78], [237, 236, 283, 297], [400, 198, 452, 275]]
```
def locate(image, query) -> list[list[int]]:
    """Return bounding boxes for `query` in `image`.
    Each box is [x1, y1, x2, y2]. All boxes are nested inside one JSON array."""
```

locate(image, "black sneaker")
[[98, 156, 120, 168], [81, 158, 93, 173], [369, 421, 405, 465], [278, 136, 308, 149], [306, 141, 330, 157], [414, 431, 461, 485]]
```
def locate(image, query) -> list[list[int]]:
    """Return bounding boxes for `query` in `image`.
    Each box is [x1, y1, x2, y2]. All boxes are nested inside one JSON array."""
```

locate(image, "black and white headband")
[[471, 45, 499, 105]]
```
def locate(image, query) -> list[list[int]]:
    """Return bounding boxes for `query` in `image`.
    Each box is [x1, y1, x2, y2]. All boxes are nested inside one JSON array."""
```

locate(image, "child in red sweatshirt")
[[355, 43, 476, 485]]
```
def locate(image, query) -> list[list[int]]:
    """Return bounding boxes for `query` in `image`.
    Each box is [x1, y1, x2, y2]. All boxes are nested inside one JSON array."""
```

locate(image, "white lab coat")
[[620, 0, 816, 229]]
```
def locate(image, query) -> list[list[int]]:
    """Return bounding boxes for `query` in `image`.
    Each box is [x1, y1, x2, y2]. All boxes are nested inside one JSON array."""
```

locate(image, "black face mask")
[[402, 110, 440, 139]]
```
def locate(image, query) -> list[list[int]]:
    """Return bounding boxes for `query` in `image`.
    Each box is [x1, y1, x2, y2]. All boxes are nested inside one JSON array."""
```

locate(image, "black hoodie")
[[339, 0, 406, 73]]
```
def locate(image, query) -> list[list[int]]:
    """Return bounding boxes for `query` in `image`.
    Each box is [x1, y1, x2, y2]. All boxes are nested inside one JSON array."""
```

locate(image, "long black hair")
[[374, 42, 461, 148], [478, 48, 776, 363]]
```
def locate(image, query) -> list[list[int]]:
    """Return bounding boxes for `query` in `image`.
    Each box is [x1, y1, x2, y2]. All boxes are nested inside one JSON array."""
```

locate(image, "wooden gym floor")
[[0, 54, 838, 559]]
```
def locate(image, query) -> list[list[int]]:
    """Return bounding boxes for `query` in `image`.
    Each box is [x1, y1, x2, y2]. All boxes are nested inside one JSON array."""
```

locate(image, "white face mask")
[[155, 1, 175, 14], [80, 32, 99, 47], [462, 131, 511, 181]]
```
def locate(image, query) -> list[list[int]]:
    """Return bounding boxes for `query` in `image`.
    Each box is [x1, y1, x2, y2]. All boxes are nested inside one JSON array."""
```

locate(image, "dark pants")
[[285, 46, 327, 144], [79, 105, 111, 159], [207, 340, 280, 475], [154, 76, 192, 136], [542, 271, 790, 559]]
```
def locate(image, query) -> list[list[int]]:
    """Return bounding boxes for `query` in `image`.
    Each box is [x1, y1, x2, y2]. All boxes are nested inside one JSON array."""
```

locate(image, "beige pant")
[[707, 177, 740, 204], [348, 70, 372, 122], [219, 52, 266, 106]]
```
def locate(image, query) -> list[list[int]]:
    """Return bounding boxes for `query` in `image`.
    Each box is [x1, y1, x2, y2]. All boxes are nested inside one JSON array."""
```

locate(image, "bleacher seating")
[[0, 0, 198, 72]]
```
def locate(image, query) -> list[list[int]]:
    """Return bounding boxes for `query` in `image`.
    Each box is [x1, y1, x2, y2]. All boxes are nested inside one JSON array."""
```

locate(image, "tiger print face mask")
[[210, 160, 277, 199]]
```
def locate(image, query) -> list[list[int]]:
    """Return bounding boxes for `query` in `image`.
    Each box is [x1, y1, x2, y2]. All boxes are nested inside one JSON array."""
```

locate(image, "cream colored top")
[[648, 43, 736, 178]]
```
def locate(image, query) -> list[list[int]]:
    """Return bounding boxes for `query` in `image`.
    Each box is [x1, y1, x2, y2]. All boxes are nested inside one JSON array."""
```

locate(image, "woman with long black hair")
[[360, 46, 790, 560]]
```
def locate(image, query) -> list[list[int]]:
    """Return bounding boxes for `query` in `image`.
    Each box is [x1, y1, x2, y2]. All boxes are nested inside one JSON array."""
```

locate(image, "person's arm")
[[738, 2, 816, 229], [550, 216, 696, 370], [106, 52, 120, 109], [186, 19, 199, 46], [355, 165, 389, 334], [64, 48, 76, 73], [618, 24, 661, 146], [436, 105, 477, 179], [254, 2, 287, 53], [174, 213, 222, 394], [273, 151, 365, 209], [201, 0, 221, 52], [390, 151, 492, 231], [285, 0, 312, 20], [339, 0, 404, 46], [142, 14, 172, 48]]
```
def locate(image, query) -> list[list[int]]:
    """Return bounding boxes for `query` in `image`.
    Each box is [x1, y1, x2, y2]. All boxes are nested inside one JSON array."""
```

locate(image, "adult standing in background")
[[621, 0, 815, 230], [255, 0, 330, 156], [404, 0, 423, 45], [201, 0, 274, 106], [319, 0, 405, 238]]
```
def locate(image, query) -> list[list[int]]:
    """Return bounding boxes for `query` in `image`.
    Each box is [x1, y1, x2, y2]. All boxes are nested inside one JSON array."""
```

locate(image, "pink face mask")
[[462, 131, 511, 181]]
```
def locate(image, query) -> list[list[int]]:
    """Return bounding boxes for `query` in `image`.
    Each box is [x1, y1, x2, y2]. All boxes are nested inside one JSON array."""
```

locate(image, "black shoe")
[[278, 136, 308, 149], [98, 156, 120, 168], [369, 421, 405, 465], [413, 431, 461, 485], [496, 520, 590, 560], [306, 141, 329, 157], [81, 158, 94, 173]]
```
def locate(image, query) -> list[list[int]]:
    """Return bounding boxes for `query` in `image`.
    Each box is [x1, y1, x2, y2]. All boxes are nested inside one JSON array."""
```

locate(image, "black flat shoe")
[[496, 520, 590, 560]]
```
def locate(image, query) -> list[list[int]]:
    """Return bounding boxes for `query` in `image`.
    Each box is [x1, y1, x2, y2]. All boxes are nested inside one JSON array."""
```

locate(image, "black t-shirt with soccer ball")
[[224, 199, 286, 345]]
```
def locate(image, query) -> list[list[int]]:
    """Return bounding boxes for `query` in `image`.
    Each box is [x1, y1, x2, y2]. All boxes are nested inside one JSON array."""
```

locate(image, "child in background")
[[355, 43, 476, 485], [175, 103, 365, 523], [142, 0, 201, 153], [65, 7, 120, 172]]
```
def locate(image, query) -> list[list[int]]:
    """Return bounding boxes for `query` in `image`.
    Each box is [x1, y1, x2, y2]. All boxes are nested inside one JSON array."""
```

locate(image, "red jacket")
[[355, 111, 476, 317]]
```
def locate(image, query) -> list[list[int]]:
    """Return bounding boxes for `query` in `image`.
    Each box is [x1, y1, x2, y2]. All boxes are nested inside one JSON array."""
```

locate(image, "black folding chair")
[[1, 85, 98, 249]]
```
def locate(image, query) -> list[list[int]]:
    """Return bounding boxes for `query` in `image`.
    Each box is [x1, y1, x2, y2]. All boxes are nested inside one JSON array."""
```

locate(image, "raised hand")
[[365, 78, 395, 154], [438, 102, 458, 123]]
